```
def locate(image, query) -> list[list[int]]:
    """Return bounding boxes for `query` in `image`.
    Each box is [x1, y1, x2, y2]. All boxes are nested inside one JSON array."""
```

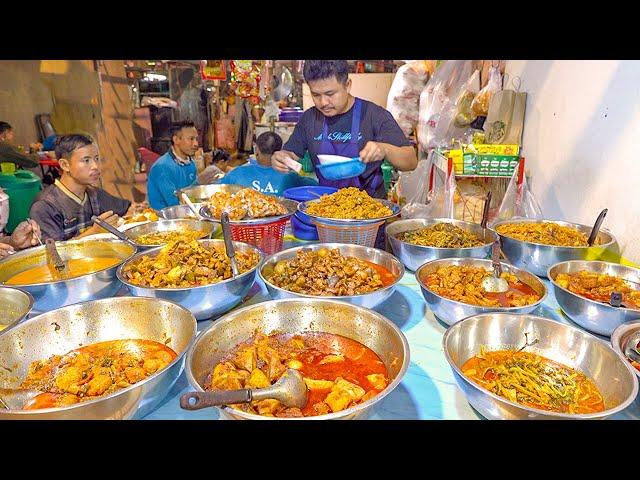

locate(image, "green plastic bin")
[[0, 170, 42, 233]]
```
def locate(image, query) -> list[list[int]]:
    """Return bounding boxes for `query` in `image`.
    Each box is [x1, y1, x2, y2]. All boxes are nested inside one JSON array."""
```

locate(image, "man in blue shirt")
[[219, 131, 317, 196], [147, 121, 221, 209]]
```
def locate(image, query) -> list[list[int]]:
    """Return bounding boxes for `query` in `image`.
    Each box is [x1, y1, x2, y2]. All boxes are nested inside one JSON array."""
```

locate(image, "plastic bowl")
[[317, 154, 355, 165], [291, 215, 319, 240], [317, 160, 366, 180]]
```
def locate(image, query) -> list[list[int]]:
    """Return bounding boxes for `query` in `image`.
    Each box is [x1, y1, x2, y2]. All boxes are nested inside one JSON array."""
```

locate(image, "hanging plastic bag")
[[471, 66, 502, 116], [400, 152, 456, 219], [387, 61, 433, 136], [417, 60, 474, 152], [490, 160, 543, 226], [454, 70, 480, 127]]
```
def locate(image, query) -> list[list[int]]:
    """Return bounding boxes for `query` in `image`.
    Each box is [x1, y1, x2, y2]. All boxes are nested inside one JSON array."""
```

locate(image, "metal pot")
[[259, 243, 404, 309], [416, 257, 547, 326], [117, 239, 263, 321], [0, 296, 197, 419], [0, 239, 135, 313], [386, 218, 497, 272], [0, 286, 33, 336], [493, 218, 619, 278], [184, 298, 410, 420], [443, 312, 638, 419]]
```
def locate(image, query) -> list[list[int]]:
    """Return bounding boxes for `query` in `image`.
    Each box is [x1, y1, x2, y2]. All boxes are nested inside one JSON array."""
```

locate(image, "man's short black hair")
[[55, 133, 94, 161], [303, 60, 350, 85], [256, 131, 283, 155], [169, 120, 197, 144], [0, 121, 12, 135]]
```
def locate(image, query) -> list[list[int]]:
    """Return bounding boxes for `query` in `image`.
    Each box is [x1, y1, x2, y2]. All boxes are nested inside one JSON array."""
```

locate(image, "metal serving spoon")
[[179, 368, 308, 411], [481, 241, 509, 293], [181, 192, 205, 221], [91, 216, 139, 249], [220, 212, 239, 277], [587, 208, 608, 246]]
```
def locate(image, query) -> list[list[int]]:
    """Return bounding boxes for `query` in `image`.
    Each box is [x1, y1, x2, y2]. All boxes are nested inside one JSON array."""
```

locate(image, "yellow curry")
[[6, 257, 121, 285]]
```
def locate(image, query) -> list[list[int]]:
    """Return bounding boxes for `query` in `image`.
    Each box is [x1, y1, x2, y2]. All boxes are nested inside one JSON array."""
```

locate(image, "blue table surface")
[[139, 239, 640, 420]]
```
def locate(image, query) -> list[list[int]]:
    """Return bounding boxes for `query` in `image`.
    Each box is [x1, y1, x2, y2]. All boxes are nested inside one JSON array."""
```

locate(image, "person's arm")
[[359, 142, 417, 171], [359, 108, 418, 171], [6, 219, 41, 249], [272, 114, 309, 173], [0, 142, 39, 168]]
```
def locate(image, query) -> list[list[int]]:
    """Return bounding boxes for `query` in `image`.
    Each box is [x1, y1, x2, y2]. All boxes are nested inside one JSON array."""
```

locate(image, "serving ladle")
[[587, 208, 608, 246], [181, 192, 205, 221], [91, 215, 140, 249], [179, 368, 308, 411], [220, 212, 239, 277], [45, 238, 68, 278], [481, 241, 509, 293]]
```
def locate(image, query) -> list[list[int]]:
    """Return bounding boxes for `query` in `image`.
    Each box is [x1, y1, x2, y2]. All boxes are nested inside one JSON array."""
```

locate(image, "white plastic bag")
[[387, 61, 432, 136], [471, 66, 502, 116], [418, 60, 474, 152], [400, 153, 456, 219], [490, 162, 543, 226]]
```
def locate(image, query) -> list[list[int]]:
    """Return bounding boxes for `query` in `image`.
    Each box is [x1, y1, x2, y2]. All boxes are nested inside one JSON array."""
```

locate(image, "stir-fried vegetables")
[[462, 348, 605, 414], [306, 187, 392, 220], [121, 240, 260, 288], [135, 229, 208, 246], [397, 222, 485, 248], [496, 222, 591, 246]]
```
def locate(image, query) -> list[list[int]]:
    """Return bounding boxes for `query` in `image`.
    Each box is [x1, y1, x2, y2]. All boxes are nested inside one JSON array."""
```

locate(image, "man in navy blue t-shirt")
[[271, 60, 417, 200], [220, 131, 317, 196]]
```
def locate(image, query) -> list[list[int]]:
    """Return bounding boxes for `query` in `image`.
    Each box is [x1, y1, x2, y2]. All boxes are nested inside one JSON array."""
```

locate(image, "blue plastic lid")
[[317, 159, 366, 180], [283, 185, 338, 202]]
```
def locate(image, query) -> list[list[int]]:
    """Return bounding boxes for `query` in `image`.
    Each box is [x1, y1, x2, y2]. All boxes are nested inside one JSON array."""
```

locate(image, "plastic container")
[[300, 151, 314, 173], [317, 159, 366, 180], [0, 170, 42, 233], [283, 186, 338, 240]]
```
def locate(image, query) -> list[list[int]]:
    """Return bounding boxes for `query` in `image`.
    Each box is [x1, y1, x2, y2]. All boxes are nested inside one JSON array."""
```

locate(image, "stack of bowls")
[[283, 186, 338, 240]]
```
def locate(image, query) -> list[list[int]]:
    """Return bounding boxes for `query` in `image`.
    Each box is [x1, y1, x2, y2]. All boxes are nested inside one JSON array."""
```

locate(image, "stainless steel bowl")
[[176, 183, 243, 203], [443, 312, 638, 419], [298, 198, 400, 227], [0, 296, 197, 419], [493, 218, 619, 278], [184, 298, 410, 420], [0, 286, 33, 336], [386, 218, 497, 272], [0, 239, 135, 313], [160, 203, 206, 220], [548, 260, 640, 336], [117, 239, 263, 321], [416, 257, 547, 326], [259, 243, 404, 309], [199, 198, 299, 226], [611, 320, 640, 379], [124, 219, 219, 248]]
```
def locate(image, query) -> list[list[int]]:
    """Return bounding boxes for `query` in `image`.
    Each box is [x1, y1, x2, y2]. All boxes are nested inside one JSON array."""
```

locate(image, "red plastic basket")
[[229, 217, 288, 255]]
